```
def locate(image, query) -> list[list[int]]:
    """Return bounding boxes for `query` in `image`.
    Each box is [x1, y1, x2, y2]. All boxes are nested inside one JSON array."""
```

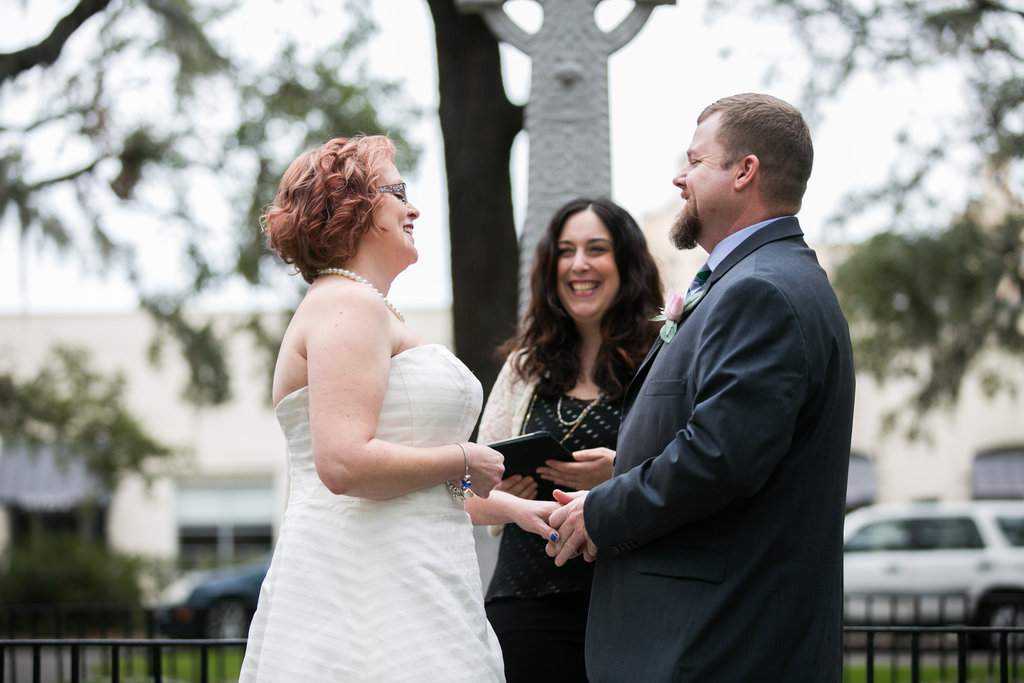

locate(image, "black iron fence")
[[844, 626, 1024, 682], [0, 638, 245, 683], [840, 591, 1024, 681], [2, 631, 1024, 682], [2, 597, 1024, 682]]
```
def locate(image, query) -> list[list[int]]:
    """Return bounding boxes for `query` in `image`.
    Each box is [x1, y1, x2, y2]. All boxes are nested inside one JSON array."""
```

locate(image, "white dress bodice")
[[240, 344, 504, 682]]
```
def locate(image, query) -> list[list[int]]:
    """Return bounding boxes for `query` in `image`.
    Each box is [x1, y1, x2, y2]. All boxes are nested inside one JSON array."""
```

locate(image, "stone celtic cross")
[[455, 0, 675, 308]]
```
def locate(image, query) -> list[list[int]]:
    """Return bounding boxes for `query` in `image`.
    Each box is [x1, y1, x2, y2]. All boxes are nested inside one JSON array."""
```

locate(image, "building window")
[[8, 505, 108, 546], [176, 482, 273, 568], [972, 449, 1024, 500]]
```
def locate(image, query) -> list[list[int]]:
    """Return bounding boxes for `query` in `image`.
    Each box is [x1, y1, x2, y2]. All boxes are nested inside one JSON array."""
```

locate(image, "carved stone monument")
[[455, 0, 675, 307]]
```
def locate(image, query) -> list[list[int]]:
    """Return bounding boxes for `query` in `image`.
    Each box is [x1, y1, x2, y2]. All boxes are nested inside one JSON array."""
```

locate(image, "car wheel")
[[976, 599, 1024, 651], [203, 599, 252, 639]]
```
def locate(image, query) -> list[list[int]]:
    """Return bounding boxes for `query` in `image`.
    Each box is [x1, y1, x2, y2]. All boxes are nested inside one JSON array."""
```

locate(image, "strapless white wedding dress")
[[240, 344, 504, 682]]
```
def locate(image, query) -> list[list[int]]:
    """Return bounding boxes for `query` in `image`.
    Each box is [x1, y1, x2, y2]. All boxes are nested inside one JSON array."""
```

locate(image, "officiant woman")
[[466, 196, 663, 682]]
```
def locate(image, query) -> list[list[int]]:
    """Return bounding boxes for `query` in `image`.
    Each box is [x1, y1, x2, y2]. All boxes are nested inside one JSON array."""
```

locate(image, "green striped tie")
[[683, 263, 711, 314]]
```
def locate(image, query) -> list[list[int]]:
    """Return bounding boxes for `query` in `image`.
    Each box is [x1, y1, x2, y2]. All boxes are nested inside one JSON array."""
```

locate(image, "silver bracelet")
[[445, 442, 472, 501], [456, 442, 471, 488]]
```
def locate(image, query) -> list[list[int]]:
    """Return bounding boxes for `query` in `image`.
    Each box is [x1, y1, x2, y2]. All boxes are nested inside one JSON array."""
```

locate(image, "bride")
[[239, 135, 558, 682]]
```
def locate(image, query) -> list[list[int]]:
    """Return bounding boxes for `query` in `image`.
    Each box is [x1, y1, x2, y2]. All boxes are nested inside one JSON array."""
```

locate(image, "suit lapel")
[[622, 219, 805, 416], [622, 338, 663, 413]]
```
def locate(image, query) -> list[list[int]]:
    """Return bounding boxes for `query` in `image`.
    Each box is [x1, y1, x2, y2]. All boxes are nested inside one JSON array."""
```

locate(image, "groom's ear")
[[733, 155, 759, 191]]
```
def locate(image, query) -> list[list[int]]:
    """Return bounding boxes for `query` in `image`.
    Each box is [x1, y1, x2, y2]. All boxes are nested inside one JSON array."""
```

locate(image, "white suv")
[[843, 500, 1024, 632]]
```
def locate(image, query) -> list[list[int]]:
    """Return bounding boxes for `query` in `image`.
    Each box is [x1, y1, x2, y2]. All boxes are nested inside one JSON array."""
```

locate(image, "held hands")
[[545, 490, 598, 566], [463, 443, 505, 498], [510, 498, 562, 541], [536, 447, 614, 492], [477, 446, 609, 556]]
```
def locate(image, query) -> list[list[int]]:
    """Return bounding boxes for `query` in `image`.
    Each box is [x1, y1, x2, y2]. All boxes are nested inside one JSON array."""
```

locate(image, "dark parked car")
[[153, 556, 269, 638]]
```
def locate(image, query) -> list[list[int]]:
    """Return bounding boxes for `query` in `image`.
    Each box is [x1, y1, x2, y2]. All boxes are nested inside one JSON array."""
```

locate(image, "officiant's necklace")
[[523, 392, 603, 444], [556, 393, 603, 430], [317, 268, 405, 322]]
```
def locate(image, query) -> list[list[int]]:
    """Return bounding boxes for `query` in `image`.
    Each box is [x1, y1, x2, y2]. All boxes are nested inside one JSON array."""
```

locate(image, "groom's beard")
[[669, 199, 701, 250]]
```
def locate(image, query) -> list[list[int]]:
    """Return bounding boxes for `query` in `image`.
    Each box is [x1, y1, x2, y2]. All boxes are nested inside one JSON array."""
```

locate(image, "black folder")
[[488, 431, 575, 500]]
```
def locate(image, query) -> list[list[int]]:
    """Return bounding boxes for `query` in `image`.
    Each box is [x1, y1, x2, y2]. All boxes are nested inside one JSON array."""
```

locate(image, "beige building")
[[0, 308, 454, 567], [1, 212, 1022, 569]]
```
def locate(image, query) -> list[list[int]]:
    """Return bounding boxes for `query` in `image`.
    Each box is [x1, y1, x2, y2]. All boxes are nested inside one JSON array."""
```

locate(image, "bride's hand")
[[511, 499, 561, 540], [463, 443, 505, 498]]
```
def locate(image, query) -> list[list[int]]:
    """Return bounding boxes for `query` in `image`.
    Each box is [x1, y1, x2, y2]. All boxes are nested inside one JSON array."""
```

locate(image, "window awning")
[[846, 453, 877, 509], [0, 444, 110, 512], [973, 451, 1024, 500]]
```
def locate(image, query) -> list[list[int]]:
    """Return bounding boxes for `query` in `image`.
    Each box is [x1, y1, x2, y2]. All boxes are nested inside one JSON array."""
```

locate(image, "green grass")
[[844, 662, 1023, 682], [82, 646, 244, 683]]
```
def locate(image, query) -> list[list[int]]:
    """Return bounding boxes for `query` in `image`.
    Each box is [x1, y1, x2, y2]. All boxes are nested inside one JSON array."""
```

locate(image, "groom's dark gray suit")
[[583, 217, 855, 682]]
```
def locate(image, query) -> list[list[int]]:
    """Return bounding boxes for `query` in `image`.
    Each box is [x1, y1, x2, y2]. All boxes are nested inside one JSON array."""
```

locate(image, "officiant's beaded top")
[[486, 394, 620, 600]]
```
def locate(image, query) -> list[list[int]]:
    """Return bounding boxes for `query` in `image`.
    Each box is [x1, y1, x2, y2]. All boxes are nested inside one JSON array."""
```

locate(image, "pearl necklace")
[[317, 268, 405, 322]]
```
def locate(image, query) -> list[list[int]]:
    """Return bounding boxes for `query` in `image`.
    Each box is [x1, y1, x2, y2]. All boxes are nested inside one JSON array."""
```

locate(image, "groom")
[[547, 93, 855, 682]]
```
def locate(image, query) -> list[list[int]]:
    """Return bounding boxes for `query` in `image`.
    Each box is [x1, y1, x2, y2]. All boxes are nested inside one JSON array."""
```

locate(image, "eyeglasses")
[[377, 182, 407, 204]]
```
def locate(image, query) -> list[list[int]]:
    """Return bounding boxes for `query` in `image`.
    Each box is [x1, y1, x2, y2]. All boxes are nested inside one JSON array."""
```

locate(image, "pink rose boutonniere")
[[651, 289, 687, 343]]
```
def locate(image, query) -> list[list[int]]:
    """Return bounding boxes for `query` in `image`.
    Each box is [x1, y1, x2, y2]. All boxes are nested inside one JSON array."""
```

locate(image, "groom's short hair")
[[699, 93, 813, 213]]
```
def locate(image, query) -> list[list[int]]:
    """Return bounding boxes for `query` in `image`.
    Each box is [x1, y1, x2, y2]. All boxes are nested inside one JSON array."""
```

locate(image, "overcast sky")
[[0, 0, 970, 314]]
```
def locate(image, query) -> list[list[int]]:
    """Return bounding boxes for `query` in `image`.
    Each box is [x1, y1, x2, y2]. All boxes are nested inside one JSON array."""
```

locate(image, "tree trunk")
[[425, 0, 523, 403]]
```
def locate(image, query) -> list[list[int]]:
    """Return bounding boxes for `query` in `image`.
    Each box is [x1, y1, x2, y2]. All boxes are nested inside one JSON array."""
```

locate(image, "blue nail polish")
[[550, 533, 558, 542]]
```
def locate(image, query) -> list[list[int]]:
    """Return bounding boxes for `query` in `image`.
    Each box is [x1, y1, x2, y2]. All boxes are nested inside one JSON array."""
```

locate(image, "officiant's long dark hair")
[[500, 197, 663, 401]]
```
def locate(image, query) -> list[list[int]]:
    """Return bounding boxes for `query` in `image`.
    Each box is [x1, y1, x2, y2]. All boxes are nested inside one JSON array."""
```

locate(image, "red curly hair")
[[263, 135, 397, 283]]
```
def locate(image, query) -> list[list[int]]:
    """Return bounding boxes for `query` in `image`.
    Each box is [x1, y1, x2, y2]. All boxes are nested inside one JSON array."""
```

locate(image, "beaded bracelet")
[[445, 442, 472, 501]]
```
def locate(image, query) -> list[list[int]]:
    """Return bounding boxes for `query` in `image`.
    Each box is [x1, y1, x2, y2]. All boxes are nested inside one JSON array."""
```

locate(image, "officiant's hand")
[[493, 473, 539, 500], [546, 490, 598, 566], [536, 447, 613, 492]]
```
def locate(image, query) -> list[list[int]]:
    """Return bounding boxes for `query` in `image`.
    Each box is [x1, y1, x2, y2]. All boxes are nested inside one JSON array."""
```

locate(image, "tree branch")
[[976, 0, 1024, 21], [0, 0, 114, 86], [27, 158, 103, 192]]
